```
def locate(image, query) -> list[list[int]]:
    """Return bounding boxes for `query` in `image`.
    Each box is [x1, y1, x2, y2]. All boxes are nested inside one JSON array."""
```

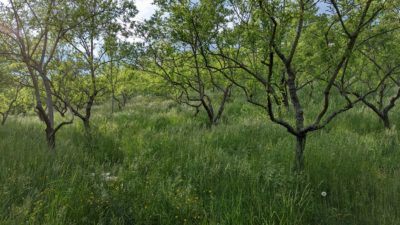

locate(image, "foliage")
[[0, 62, 32, 124]]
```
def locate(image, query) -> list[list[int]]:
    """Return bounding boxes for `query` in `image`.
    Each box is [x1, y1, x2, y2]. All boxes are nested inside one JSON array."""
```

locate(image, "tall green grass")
[[0, 95, 399, 224]]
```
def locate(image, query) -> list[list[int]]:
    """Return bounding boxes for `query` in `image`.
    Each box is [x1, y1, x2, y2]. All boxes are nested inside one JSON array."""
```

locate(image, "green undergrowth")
[[1, 95, 399, 225]]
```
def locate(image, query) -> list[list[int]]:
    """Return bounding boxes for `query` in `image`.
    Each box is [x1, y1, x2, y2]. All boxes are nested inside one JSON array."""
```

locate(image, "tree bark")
[[280, 71, 289, 108], [294, 134, 307, 172], [382, 113, 391, 129], [45, 127, 56, 150], [1, 113, 7, 126], [42, 75, 57, 151], [84, 94, 95, 130], [83, 119, 90, 131]]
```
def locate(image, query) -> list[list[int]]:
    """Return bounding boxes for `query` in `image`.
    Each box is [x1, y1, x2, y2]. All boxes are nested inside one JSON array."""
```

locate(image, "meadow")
[[1, 95, 399, 225]]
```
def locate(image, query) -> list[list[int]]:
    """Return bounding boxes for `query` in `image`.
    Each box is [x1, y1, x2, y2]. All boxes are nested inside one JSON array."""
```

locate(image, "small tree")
[[211, 0, 389, 171], [348, 20, 400, 129], [0, 0, 77, 149], [140, 0, 233, 126], [52, 0, 137, 128]]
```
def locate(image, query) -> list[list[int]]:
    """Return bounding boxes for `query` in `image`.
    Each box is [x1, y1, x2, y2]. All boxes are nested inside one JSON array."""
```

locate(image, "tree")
[[140, 0, 233, 126], [347, 9, 400, 129], [107, 65, 131, 111], [0, 0, 79, 150], [210, 0, 390, 171], [53, 0, 137, 129], [104, 38, 135, 113]]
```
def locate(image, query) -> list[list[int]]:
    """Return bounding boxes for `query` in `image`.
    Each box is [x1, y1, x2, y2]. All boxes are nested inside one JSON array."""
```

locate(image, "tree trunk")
[[1, 113, 7, 125], [84, 95, 95, 130], [207, 113, 216, 127], [45, 127, 56, 151], [83, 118, 93, 144], [382, 114, 391, 129], [42, 77, 55, 129], [122, 92, 128, 107], [83, 118, 90, 131], [294, 134, 306, 172], [30, 71, 56, 151], [280, 70, 289, 108], [111, 94, 115, 113]]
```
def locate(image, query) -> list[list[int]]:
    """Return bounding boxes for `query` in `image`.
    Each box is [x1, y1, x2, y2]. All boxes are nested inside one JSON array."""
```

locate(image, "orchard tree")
[[104, 39, 136, 113], [107, 66, 132, 110], [53, 0, 137, 129], [348, 8, 400, 129], [210, 0, 391, 171], [140, 0, 233, 126], [0, 0, 80, 149]]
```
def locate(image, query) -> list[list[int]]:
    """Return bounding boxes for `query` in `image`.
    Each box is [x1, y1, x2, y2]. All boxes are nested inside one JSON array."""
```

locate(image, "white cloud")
[[134, 0, 157, 22]]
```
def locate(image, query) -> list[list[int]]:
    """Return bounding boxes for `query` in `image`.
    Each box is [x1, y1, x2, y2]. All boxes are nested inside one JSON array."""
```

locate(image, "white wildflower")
[[104, 175, 118, 182], [101, 172, 118, 182]]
